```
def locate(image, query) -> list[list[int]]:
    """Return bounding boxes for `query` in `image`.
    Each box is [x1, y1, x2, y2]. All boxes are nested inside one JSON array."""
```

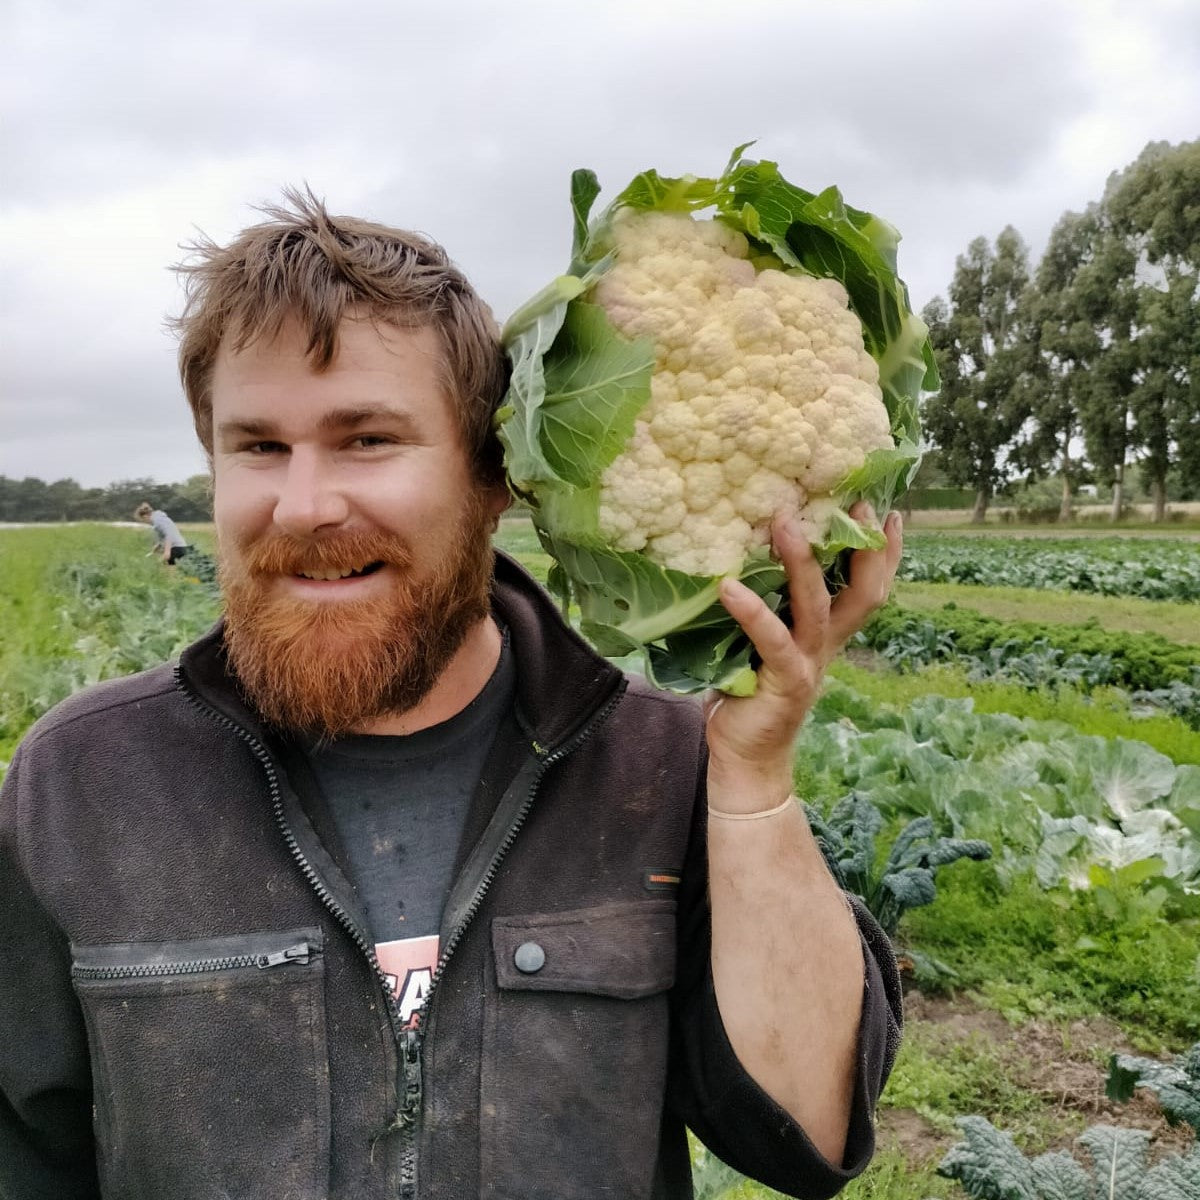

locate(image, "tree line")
[[921, 138, 1200, 522], [0, 475, 212, 524]]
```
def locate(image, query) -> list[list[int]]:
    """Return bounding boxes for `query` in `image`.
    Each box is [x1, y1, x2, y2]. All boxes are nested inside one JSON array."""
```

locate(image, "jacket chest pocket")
[[480, 901, 676, 1200], [71, 927, 331, 1200]]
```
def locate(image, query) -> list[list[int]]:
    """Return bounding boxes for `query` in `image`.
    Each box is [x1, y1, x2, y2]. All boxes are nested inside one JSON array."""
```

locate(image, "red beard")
[[219, 493, 495, 738]]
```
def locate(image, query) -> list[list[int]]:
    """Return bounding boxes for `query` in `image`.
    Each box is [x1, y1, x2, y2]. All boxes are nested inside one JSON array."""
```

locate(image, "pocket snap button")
[[513, 941, 546, 973]]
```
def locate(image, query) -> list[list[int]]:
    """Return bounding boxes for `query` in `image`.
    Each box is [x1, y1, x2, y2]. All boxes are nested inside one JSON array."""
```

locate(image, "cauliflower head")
[[591, 210, 894, 577], [496, 150, 932, 695]]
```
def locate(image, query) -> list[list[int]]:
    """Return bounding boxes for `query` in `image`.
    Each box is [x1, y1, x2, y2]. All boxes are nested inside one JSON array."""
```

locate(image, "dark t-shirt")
[[303, 634, 515, 1025]]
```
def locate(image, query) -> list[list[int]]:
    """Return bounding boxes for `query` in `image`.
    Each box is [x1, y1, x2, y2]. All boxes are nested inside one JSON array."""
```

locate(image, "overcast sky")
[[2, 0, 1198, 488]]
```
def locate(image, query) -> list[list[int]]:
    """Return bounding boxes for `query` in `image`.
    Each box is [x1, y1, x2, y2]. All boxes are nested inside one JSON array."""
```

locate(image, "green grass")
[[904, 512, 1200, 537], [0, 525, 219, 765], [688, 1140, 954, 1200], [494, 516, 552, 583], [837, 1149, 956, 1199], [900, 864, 1200, 1052], [829, 660, 1200, 766], [883, 1024, 1067, 1146], [893, 581, 1200, 646]]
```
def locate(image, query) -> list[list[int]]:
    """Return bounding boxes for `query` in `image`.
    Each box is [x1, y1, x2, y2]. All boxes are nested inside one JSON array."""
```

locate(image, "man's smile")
[[294, 560, 386, 582]]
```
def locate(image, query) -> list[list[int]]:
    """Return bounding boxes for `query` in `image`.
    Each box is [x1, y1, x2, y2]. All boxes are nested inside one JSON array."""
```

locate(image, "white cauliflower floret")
[[597, 422, 687, 551], [736, 469, 804, 528], [594, 210, 895, 576], [798, 378, 894, 495], [646, 501, 753, 577], [777, 349, 834, 407], [689, 324, 740, 376], [681, 461, 725, 512], [791, 495, 844, 545], [648, 401, 703, 462], [727, 288, 786, 353], [721, 450, 760, 488], [760, 406, 818, 479]]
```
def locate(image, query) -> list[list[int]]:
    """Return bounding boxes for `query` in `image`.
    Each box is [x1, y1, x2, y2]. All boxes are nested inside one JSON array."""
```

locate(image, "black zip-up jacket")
[[0, 553, 902, 1199]]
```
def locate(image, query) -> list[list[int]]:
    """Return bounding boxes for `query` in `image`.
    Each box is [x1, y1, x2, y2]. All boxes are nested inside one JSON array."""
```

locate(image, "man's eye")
[[245, 441, 288, 454], [350, 435, 393, 449]]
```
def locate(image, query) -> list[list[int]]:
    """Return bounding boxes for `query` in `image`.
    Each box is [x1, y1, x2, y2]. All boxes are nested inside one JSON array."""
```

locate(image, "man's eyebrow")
[[316, 405, 417, 432], [215, 406, 418, 442], [216, 418, 277, 441]]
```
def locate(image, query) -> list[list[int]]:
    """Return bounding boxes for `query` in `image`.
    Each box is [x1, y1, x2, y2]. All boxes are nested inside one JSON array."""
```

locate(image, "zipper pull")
[[400, 1027, 423, 1125], [257, 941, 312, 969]]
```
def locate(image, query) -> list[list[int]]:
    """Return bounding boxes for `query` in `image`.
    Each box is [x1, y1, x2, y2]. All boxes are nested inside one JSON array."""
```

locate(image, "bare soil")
[[877, 991, 1196, 1169]]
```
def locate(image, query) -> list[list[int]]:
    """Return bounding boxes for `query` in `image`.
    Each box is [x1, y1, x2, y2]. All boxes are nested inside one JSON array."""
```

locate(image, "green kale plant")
[[805, 793, 992, 938], [1107, 1041, 1200, 1134], [938, 1116, 1200, 1199]]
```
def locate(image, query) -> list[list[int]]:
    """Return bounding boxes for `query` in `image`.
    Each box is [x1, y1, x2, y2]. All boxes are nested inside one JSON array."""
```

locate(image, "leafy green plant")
[[1133, 669, 1200, 729], [884, 1025, 1054, 1140], [805, 793, 992, 937], [1107, 1041, 1200, 1133], [829, 659, 1200, 768], [688, 1136, 788, 1199], [862, 604, 1198, 693], [897, 534, 1200, 601], [878, 619, 957, 671], [938, 1116, 1200, 1199], [798, 683, 1200, 892], [0, 527, 221, 771]]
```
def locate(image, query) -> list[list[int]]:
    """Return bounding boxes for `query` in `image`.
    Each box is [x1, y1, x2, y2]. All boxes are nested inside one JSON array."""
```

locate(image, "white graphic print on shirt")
[[376, 935, 439, 1029]]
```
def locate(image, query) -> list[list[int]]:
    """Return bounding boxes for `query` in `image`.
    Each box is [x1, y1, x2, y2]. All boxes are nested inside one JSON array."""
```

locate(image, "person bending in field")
[[133, 499, 190, 565], [0, 192, 902, 1200]]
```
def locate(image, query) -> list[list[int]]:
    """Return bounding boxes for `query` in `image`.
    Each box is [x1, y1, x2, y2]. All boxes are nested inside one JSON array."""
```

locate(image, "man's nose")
[[271, 450, 350, 536]]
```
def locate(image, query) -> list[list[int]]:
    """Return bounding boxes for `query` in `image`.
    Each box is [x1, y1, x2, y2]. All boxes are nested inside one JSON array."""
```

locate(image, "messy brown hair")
[[171, 187, 510, 485]]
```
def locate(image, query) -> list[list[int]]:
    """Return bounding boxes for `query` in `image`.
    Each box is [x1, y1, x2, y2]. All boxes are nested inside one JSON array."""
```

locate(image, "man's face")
[[210, 316, 506, 737]]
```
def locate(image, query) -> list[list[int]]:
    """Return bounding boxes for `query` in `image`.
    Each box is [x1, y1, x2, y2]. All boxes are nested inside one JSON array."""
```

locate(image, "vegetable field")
[[3, 521, 1198, 1198], [898, 533, 1200, 601]]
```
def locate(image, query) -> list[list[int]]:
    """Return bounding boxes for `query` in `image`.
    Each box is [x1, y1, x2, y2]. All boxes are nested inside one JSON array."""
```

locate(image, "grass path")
[[892, 580, 1200, 646]]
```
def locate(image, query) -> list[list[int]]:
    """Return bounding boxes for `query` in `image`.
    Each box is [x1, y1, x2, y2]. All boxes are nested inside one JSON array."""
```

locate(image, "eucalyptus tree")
[[920, 228, 1032, 522], [1104, 139, 1200, 517], [1010, 211, 1097, 519]]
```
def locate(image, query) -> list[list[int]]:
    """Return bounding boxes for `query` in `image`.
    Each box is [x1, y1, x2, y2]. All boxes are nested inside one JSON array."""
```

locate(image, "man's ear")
[[487, 483, 512, 531]]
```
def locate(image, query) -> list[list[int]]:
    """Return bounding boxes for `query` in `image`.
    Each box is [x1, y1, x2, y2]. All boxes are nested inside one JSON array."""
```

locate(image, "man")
[[0, 193, 902, 1199], [133, 501, 190, 565]]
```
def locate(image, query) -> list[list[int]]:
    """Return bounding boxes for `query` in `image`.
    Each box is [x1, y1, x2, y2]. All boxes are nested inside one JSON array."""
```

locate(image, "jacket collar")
[[177, 549, 625, 755]]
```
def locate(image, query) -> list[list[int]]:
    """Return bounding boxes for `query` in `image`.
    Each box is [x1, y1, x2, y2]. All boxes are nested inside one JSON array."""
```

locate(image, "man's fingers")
[[718, 578, 796, 665], [718, 505, 902, 684], [771, 515, 831, 657], [829, 509, 903, 646]]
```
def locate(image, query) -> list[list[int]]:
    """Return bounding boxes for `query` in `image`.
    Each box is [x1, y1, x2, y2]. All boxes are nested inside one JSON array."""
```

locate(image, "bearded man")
[[0, 192, 902, 1200]]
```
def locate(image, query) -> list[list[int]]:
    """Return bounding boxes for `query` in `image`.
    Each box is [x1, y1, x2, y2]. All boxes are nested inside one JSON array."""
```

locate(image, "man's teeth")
[[298, 566, 368, 581]]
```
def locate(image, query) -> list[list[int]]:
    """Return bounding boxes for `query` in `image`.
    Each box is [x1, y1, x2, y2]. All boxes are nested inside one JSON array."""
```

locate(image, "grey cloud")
[[3, 0, 1197, 486]]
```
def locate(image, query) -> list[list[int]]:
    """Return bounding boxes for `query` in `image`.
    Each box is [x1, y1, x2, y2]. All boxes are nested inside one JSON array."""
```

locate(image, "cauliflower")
[[497, 149, 933, 694], [592, 209, 894, 576]]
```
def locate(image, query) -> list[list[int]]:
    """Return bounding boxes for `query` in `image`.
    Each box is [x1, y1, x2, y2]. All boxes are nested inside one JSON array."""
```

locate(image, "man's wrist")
[[706, 758, 794, 816], [708, 794, 796, 820]]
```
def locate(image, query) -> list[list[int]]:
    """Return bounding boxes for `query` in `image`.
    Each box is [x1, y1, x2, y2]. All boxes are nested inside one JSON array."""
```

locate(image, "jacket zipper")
[[175, 663, 625, 1199], [72, 941, 316, 981], [394, 678, 627, 1195], [172, 669, 405, 1022]]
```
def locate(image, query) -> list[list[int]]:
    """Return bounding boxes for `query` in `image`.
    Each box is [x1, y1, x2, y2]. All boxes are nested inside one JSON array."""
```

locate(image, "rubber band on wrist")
[[707, 795, 796, 821]]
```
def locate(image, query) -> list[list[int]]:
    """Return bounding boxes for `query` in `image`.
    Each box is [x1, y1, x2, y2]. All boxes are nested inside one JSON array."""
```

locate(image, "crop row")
[[896, 534, 1200, 601], [862, 603, 1199, 692]]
